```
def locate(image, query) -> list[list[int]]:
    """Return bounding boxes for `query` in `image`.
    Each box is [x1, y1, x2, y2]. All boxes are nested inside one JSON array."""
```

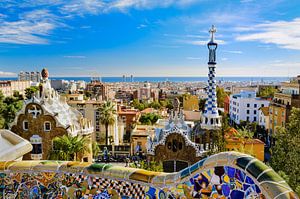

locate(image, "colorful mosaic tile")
[[0, 152, 297, 199]]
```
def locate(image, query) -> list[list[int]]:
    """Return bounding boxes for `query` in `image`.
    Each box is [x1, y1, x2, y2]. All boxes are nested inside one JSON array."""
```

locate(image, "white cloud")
[[0, 0, 202, 45], [107, 0, 199, 11], [63, 55, 86, 58], [223, 50, 243, 54], [137, 24, 147, 29], [0, 9, 60, 44], [184, 39, 226, 46], [236, 18, 300, 50], [0, 71, 16, 76], [59, 0, 199, 15], [60, 0, 105, 16]]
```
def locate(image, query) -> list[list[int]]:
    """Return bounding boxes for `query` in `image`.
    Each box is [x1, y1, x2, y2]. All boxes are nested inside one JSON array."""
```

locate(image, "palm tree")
[[92, 142, 100, 159], [50, 135, 71, 160], [50, 134, 89, 161], [98, 101, 116, 146], [70, 135, 89, 161]]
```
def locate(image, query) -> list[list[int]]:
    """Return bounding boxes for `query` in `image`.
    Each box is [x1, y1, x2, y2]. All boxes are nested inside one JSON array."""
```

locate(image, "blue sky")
[[0, 0, 300, 77]]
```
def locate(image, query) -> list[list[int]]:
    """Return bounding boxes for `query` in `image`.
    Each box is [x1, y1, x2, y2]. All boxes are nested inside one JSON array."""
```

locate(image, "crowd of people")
[[95, 146, 147, 168]]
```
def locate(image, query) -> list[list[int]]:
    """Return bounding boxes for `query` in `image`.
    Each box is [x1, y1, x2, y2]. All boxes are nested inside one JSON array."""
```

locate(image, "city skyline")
[[1, 0, 300, 77]]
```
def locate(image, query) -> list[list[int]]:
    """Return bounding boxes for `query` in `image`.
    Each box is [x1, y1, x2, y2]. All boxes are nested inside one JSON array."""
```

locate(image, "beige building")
[[269, 76, 300, 134], [11, 69, 93, 162], [231, 86, 258, 94], [66, 94, 124, 145], [0, 80, 31, 97]]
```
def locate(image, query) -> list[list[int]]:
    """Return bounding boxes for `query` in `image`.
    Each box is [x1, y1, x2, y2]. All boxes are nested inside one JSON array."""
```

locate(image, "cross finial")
[[209, 25, 217, 42]]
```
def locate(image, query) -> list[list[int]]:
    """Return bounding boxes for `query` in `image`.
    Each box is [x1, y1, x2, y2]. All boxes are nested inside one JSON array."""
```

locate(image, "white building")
[[258, 107, 270, 130], [230, 91, 270, 124], [18, 71, 41, 83], [0, 80, 31, 97]]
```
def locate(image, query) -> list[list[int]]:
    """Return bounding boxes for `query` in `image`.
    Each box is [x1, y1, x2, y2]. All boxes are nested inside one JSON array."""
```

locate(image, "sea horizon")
[[0, 76, 291, 83]]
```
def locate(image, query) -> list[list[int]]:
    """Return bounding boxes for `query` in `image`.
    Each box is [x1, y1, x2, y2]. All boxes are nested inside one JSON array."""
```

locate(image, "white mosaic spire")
[[201, 25, 221, 130]]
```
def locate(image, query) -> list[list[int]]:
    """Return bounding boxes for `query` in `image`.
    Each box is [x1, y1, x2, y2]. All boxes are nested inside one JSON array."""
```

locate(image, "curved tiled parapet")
[[0, 152, 297, 198]]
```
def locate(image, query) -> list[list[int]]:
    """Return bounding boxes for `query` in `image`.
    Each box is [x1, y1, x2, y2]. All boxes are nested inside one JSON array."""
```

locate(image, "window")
[[23, 120, 29, 130], [247, 110, 250, 114], [254, 110, 257, 114], [30, 135, 42, 160], [44, 122, 51, 131], [261, 104, 264, 107], [246, 117, 249, 122], [32, 143, 42, 154], [247, 104, 250, 108], [253, 117, 257, 122]]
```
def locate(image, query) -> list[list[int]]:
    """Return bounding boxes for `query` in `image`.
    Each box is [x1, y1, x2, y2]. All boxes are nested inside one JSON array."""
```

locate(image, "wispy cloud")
[[184, 39, 226, 46], [0, 71, 16, 76], [0, 0, 202, 45], [137, 24, 147, 29], [60, 0, 105, 16], [223, 50, 243, 54], [0, 9, 61, 44], [63, 55, 86, 58], [107, 0, 199, 11], [236, 18, 300, 50], [221, 57, 228, 61]]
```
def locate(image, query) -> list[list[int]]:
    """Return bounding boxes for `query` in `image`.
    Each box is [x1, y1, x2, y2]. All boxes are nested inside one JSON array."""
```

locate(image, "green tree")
[[149, 101, 161, 110], [199, 98, 206, 111], [98, 101, 116, 146], [0, 91, 23, 129], [216, 87, 227, 108], [139, 113, 161, 125], [208, 114, 228, 155], [50, 135, 89, 161], [25, 86, 39, 99], [132, 99, 149, 111], [258, 86, 278, 98], [270, 108, 300, 190]]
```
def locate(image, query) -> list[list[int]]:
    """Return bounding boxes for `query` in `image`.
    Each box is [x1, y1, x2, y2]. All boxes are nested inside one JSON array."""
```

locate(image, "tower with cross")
[[201, 25, 221, 130]]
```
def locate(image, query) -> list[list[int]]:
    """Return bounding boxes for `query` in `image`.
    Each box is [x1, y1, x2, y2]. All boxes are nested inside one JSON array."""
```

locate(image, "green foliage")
[[49, 135, 89, 161], [0, 91, 23, 129], [270, 108, 300, 191], [237, 127, 254, 139], [163, 99, 173, 110], [131, 160, 163, 172], [208, 115, 228, 155], [149, 101, 161, 110], [258, 86, 278, 98], [25, 86, 39, 99], [98, 101, 116, 146], [238, 120, 257, 135], [199, 98, 206, 111], [216, 87, 227, 108], [92, 142, 101, 158], [132, 99, 147, 111], [132, 99, 172, 111], [139, 113, 161, 125]]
